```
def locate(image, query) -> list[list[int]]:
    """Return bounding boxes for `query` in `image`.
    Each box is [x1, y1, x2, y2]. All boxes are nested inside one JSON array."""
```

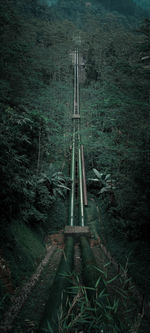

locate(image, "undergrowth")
[[43, 264, 141, 333], [0, 222, 46, 321], [95, 197, 150, 332]]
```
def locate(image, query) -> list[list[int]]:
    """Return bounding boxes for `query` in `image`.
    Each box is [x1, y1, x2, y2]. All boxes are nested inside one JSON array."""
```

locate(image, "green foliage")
[[0, 220, 46, 313], [0, 221, 46, 320], [133, 0, 150, 12], [0, 0, 75, 230], [43, 263, 140, 333], [0, 0, 150, 327], [0, 0, 75, 307], [81, 15, 150, 241], [89, 169, 116, 194], [0, 105, 49, 226], [38, 163, 70, 200]]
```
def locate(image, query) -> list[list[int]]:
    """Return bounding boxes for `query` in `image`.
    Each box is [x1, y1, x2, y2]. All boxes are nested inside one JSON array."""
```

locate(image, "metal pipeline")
[[78, 145, 84, 226], [69, 48, 86, 227], [70, 128, 75, 226], [70, 49, 77, 226]]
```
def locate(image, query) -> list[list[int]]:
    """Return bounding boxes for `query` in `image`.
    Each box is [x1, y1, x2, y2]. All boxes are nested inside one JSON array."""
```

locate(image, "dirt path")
[[0, 245, 62, 332], [12, 247, 62, 333]]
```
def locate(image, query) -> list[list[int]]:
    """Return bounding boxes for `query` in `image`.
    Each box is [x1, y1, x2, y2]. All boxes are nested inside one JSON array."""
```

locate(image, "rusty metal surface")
[[64, 226, 90, 236], [81, 145, 88, 206], [72, 114, 80, 119]]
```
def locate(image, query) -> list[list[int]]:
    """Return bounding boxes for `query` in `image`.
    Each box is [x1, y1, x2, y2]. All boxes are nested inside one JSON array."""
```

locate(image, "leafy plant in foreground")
[[89, 168, 116, 194], [43, 262, 141, 333]]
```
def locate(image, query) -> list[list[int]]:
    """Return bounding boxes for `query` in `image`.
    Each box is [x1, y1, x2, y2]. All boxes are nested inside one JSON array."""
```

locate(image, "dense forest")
[[134, 0, 150, 11], [0, 0, 150, 332]]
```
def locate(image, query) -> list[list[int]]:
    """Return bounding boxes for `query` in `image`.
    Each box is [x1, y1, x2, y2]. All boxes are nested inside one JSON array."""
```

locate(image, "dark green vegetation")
[[38, 234, 140, 333], [80, 15, 150, 296], [80, 14, 150, 329], [134, 0, 150, 12], [0, 0, 74, 302], [0, 0, 150, 331]]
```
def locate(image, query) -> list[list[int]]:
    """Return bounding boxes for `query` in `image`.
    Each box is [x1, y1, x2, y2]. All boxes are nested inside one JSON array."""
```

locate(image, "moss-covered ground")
[[11, 248, 62, 333], [0, 196, 68, 323], [0, 223, 45, 321]]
